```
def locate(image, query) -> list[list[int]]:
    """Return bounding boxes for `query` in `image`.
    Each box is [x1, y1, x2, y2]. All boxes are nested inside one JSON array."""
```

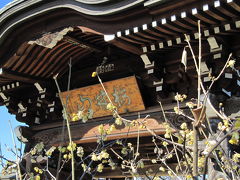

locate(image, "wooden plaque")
[[60, 76, 145, 119]]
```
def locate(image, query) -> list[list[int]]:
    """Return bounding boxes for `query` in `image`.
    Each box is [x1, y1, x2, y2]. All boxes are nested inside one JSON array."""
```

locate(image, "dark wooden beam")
[[110, 39, 142, 55], [30, 104, 192, 147], [32, 117, 167, 146], [31, 103, 189, 131], [1, 69, 48, 83]]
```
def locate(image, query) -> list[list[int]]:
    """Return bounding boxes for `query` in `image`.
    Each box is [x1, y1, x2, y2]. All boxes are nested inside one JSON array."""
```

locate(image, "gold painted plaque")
[[60, 76, 145, 119]]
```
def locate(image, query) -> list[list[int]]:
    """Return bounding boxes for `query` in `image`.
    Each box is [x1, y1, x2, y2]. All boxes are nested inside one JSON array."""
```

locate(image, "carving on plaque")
[[112, 87, 131, 107], [78, 95, 94, 119]]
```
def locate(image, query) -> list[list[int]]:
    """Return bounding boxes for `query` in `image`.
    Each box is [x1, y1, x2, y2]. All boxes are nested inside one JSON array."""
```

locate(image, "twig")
[[46, 169, 57, 180], [110, 148, 123, 160], [53, 75, 75, 180], [192, 125, 198, 178], [79, 160, 93, 180], [46, 159, 56, 180], [0, 143, 5, 167], [0, 155, 15, 164], [183, 134, 194, 177], [159, 101, 183, 171], [145, 124, 192, 149], [9, 120, 22, 180], [207, 53, 232, 92], [185, 31, 232, 121], [56, 58, 72, 180], [203, 128, 240, 180], [163, 161, 182, 180], [58, 160, 67, 174], [197, 20, 202, 108], [134, 123, 140, 161]]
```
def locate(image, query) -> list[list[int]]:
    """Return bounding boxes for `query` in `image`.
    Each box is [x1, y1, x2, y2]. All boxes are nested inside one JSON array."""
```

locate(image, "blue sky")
[[0, 0, 12, 8], [0, 0, 25, 169]]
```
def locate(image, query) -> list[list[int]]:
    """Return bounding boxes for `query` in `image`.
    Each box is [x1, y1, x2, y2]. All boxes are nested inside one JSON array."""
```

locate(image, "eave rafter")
[[64, 36, 102, 53], [0, 68, 48, 83], [142, 20, 240, 53], [109, 39, 142, 55], [0, 0, 239, 128], [1, 26, 109, 80], [110, 0, 240, 54]]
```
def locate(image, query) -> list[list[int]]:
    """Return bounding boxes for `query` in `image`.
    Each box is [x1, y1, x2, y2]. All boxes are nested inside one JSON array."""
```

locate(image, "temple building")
[[0, 0, 239, 179]]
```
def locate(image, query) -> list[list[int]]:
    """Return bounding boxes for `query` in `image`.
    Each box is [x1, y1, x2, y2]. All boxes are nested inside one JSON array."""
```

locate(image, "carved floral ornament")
[[28, 27, 74, 49]]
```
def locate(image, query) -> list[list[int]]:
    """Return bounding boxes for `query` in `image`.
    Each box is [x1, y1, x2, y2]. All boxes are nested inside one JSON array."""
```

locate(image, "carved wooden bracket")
[[28, 27, 74, 48]]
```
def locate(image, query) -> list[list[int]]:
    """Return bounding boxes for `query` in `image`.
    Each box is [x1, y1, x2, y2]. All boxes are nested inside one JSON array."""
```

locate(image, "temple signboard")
[[60, 76, 145, 119]]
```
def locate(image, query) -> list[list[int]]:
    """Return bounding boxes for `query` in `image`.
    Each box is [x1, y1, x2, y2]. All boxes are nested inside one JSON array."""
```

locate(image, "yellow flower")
[[106, 103, 116, 111], [106, 103, 112, 110], [159, 167, 165, 172], [127, 143, 132, 147], [91, 71, 97, 77], [107, 124, 116, 134], [35, 175, 41, 180], [174, 94, 187, 102], [167, 154, 173, 159], [229, 139, 238, 145], [233, 153, 240, 163], [174, 107, 182, 115], [223, 119, 229, 127], [31, 148, 37, 155], [218, 122, 226, 131], [180, 123, 187, 130], [175, 94, 182, 101], [91, 153, 98, 161], [115, 117, 123, 125], [63, 154, 68, 159], [227, 60, 235, 68], [71, 113, 79, 122], [164, 132, 170, 139], [186, 102, 195, 109], [229, 132, 239, 145], [151, 159, 157, 163], [67, 142, 77, 151], [186, 174, 192, 179], [37, 169, 43, 174], [97, 163, 104, 172], [100, 150, 109, 159], [138, 160, 144, 168], [34, 167, 39, 173], [97, 154, 103, 161], [77, 146, 84, 158], [198, 156, 205, 168], [45, 146, 56, 157], [139, 124, 146, 129], [218, 151, 223, 156], [168, 170, 173, 176], [58, 146, 66, 153], [98, 124, 105, 134], [109, 124, 116, 132], [81, 163, 87, 171], [82, 115, 88, 123], [121, 147, 128, 155], [162, 141, 169, 147]]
